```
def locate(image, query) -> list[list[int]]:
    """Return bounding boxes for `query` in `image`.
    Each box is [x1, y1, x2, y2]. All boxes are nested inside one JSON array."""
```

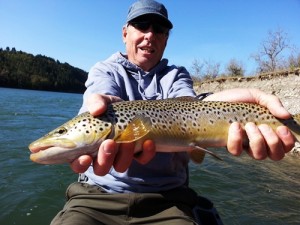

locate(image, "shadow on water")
[[0, 88, 299, 225]]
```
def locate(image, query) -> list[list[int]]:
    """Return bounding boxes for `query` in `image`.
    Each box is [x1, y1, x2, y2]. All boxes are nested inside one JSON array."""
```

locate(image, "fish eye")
[[56, 127, 67, 135]]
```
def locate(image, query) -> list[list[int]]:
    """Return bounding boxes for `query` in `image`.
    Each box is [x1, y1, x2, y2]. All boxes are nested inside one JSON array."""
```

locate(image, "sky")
[[1, 0, 300, 75]]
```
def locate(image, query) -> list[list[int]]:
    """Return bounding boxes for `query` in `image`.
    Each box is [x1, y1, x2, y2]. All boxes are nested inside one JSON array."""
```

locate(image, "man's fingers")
[[73, 139, 156, 176], [244, 122, 267, 160], [93, 140, 118, 176], [113, 143, 135, 173], [258, 124, 284, 161], [70, 155, 93, 173], [250, 89, 291, 119], [227, 122, 244, 156], [87, 94, 123, 116], [135, 140, 156, 164], [276, 126, 296, 154], [227, 122, 295, 161]]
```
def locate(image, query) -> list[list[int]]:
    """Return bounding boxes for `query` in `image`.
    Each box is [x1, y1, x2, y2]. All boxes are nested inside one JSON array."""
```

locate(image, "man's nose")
[[144, 26, 155, 40]]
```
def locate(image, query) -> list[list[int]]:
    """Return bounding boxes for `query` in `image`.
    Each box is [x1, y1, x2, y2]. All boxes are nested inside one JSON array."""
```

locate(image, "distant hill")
[[0, 47, 88, 93]]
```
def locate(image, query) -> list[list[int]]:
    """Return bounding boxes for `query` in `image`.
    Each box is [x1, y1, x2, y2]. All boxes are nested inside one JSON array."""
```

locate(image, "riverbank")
[[194, 69, 300, 156]]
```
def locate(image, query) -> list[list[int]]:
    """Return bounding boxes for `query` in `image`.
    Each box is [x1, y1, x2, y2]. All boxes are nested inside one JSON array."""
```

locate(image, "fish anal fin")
[[114, 115, 152, 143], [189, 148, 206, 164], [189, 145, 223, 163]]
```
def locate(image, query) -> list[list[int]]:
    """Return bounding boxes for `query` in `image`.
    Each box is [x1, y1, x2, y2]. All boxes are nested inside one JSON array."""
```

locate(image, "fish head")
[[28, 112, 113, 164]]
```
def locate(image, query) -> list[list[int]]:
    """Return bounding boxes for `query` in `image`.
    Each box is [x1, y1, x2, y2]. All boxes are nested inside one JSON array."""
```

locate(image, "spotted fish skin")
[[29, 98, 300, 164]]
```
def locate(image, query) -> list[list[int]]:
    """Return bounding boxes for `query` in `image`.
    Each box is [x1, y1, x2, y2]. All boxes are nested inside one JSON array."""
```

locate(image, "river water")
[[0, 87, 299, 225]]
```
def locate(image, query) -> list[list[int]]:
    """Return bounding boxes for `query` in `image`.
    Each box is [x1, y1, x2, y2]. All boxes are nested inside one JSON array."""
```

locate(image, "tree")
[[287, 52, 300, 69], [251, 28, 291, 72], [190, 59, 204, 78], [190, 59, 221, 80], [225, 59, 245, 77], [0, 48, 87, 93], [202, 59, 220, 79]]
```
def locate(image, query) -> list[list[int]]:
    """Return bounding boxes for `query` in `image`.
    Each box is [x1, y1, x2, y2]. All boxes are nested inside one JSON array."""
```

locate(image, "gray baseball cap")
[[126, 0, 173, 29]]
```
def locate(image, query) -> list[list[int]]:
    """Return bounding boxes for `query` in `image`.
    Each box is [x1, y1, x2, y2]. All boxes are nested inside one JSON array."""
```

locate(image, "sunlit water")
[[0, 88, 299, 225]]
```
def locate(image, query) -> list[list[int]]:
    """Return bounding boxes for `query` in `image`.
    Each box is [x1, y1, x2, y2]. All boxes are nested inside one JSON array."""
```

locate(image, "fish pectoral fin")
[[114, 115, 152, 143], [189, 145, 223, 163]]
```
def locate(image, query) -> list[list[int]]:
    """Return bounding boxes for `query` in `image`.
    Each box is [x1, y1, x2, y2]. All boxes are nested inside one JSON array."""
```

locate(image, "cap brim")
[[128, 13, 173, 29]]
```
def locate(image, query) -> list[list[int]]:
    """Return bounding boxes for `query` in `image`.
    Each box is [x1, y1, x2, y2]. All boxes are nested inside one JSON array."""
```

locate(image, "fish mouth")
[[29, 146, 78, 164], [30, 146, 71, 154], [29, 139, 76, 153], [28, 140, 78, 164], [29, 145, 72, 153], [29, 145, 54, 153]]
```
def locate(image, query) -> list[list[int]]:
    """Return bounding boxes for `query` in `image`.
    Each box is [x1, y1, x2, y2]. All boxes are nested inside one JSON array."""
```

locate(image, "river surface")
[[0, 88, 299, 225]]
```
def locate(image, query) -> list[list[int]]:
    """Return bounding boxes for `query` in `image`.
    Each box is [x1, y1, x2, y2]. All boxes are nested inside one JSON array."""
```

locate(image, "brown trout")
[[29, 97, 300, 164]]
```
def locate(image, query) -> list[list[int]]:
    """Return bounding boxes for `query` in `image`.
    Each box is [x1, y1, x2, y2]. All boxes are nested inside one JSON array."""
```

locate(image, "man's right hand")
[[70, 94, 156, 175]]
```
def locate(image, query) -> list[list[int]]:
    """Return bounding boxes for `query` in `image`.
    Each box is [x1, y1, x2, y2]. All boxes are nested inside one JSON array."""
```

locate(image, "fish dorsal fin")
[[114, 115, 152, 143], [189, 145, 223, 164]]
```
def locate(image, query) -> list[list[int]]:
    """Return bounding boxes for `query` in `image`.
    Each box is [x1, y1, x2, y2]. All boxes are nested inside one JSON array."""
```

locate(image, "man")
[[51, 1, 295, 224]]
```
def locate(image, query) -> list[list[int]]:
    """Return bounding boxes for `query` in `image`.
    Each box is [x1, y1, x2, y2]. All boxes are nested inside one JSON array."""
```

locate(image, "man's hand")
[[205, 88, 295, 160], [70, 94, 156, 174]]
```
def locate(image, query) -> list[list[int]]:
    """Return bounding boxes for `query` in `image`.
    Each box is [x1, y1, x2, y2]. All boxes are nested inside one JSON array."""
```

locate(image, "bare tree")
[[190, 58, 221, 80], [226, 59, 245, 77], [203, 59, 221, 79], [251, 28, 291, 72], [190, 58, 204, 77], [287, 52, 300, 69]]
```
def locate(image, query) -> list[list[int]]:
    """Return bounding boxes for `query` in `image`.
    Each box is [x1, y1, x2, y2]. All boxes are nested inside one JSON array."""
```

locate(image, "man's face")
[[122, 16, 169, 71]]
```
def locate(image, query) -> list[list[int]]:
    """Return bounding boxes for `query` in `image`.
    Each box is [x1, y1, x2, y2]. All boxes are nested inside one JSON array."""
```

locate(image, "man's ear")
[[122, 26, 127, 44]]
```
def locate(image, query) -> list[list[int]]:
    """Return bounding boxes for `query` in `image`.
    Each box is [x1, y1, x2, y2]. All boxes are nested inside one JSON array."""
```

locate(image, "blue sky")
[[1, 0, 299, 75]]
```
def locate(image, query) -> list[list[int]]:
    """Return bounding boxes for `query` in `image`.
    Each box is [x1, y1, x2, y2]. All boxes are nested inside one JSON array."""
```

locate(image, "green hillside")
[[0, 47, 88, 93]]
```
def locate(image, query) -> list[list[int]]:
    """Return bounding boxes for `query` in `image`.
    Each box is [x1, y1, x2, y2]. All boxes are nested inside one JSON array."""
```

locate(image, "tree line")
[[0, 47, 88, 93], [1, 28, 299, 91], [190, 28, 300, 81]]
